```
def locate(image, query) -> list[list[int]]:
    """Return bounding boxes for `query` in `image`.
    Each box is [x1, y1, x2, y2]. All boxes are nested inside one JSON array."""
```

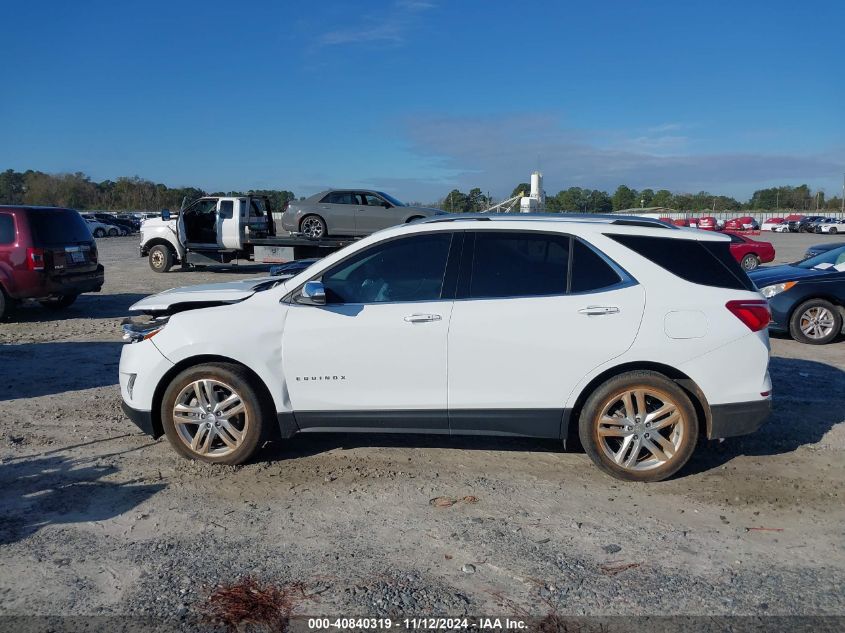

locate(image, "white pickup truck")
[[140, 195, 355, 272]]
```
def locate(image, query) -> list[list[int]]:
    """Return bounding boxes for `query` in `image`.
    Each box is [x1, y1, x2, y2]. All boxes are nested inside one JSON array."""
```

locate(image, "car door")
[[281, 231, 460, 431], [447, 230, 645, 438], [317, 191, 357, 235], [354, 192, 398, 234]]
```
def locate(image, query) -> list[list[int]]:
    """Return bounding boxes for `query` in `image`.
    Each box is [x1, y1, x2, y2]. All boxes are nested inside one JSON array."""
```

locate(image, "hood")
[[128, 277, 282, 316], [748, 264, 838, 288]]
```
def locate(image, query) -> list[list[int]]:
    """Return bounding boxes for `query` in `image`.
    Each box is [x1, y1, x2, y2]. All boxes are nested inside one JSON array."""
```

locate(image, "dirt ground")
[[1, 231, 844, 629]]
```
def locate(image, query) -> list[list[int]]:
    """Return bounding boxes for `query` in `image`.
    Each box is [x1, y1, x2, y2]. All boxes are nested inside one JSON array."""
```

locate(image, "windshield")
[[376, 191, 406, 207], [28, 209, 92, 245], [795, 245, 845, 270]]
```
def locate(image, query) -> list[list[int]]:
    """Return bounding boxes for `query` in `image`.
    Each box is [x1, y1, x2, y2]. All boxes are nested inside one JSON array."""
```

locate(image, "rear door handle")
[[404, 313, 442, 323], [578, 306, 620, 316]]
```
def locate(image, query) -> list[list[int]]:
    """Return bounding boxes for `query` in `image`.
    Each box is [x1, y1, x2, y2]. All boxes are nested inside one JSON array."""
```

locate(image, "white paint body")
[[120, 218, 771, 437]]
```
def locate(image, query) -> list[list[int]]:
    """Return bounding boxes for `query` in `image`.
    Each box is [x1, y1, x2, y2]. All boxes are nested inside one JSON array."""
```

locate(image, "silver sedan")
[[281, 189, 445, 238]]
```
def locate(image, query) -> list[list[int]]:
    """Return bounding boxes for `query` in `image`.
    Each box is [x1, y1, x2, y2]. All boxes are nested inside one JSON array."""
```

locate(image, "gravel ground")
[[0, 232, 843, 631]]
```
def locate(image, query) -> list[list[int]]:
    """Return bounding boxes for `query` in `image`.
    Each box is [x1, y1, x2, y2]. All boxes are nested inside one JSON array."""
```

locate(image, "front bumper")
[[709, 399, 771, 439], [121, 401, 160, 438]]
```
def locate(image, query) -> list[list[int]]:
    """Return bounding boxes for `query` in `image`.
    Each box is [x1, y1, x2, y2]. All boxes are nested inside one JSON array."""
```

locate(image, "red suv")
[[0, 206, 105, 319]]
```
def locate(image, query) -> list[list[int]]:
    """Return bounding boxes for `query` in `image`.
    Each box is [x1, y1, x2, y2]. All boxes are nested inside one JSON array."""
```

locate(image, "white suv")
[[119, 215, 772, 482]]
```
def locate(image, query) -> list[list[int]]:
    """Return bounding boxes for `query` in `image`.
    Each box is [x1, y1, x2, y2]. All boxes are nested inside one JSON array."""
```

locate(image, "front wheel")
[[740, 253, 760, 271], [300, 215, 327, 239], [789, 299, 842, 345], [149, 244, 174, 273], [39, 294, 78, 310], [579, 371, 698, 482], [93, 228, 106, 238], [107, 228, 118, 237], [830, 227, 838, 234], [161, 363, 267, 465]]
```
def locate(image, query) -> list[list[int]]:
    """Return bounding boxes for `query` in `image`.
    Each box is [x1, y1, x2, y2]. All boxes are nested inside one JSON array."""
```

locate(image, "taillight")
[[726, 299, 770, 332], [90, 245, 98, 263], [26, 247, 45, 271]]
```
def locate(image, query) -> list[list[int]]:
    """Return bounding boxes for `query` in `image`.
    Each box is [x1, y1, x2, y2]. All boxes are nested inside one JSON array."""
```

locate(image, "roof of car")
[[416, 212, 678, 229]]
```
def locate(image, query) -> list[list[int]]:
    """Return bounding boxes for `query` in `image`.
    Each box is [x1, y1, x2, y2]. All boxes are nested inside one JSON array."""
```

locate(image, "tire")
[[107, 228, 119, 237], [789, 299, 842, 345], [148, 244, 174, 273], [300, 214, 327, 239], [578, 371, 699, 482], [740, 253, 760, 271], [93, 228, 106, 238], [830, 227, 838, 234], [161, 363, 267, 465], [0, 287, 8, 321], [39, 294, 78, 310], [406, 216, 424, 223]]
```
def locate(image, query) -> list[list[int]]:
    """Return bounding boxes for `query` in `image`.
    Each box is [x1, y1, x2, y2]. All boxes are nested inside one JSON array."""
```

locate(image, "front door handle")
[[578, 306, 620, 316], [404, 313, 442, 323]]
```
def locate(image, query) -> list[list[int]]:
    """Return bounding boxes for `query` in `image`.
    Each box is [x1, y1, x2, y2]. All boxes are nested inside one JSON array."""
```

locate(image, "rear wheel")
[[0, 287, 8, 320], [161, 363, 267, 465], [39, 294, 78, 310], [149, 244, 175, 273], [790, 299, 842, 345], [93, 228, 106, 238], [300, 215, 327, 239], [579, 371, 698, 482], [740, 253, 760, 271], [830, 227, 838, 234], [107, 227, 118, 237]]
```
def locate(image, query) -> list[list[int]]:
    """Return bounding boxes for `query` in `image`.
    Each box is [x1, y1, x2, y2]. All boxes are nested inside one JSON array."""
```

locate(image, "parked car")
[[760, 218, 785, 231], [804, 241, 845, 259], [269, 258, 319, 280], [82, 214, 128, 236], [120, 214, 771, 482], [83, 216, 115, 238], [671, 218, 689, 227], [697, 216, 717, 230], [0, 206, 105, 319], [772, 222, 791, 233], [788, 216, 825, 233], [281, 189, 445, 238], [724, 231, 775, 271], [818, 219, 845, 234], [723, 216, 759, 231], [93, 212, 137, 233], [749, 245, 845, 345]]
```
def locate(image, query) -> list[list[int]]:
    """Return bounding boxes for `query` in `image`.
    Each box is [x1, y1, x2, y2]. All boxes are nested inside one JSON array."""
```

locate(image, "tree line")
[[1, 168, 841, 214], [0, 169, 295, 213], [439, 183, 843, 213]]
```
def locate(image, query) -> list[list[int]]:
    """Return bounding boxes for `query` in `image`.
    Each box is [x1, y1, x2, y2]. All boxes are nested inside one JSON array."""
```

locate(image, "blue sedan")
[[749, 245, 845, 345]]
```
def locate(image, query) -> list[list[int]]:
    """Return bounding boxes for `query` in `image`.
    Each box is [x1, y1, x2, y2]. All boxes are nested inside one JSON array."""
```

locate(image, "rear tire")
[[149, 244, 175, 273], [0, 287, 8, 320], [300, 215, 327, 239], [161, 363, 267, 465], [107, 227, 118, 237], [789, 299, 842, 345], [830, 227, 838, 234], [39, 294, 78, 310], [578, 371, 698, 482], [740, 254, 760, 271]]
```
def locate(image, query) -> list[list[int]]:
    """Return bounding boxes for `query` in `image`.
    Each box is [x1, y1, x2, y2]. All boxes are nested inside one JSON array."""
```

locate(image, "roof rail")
[[416, 212, 676, 229]]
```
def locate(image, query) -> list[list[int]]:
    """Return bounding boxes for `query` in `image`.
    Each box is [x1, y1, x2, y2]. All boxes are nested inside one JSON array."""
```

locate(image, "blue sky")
[[1, 0, 843, 202]]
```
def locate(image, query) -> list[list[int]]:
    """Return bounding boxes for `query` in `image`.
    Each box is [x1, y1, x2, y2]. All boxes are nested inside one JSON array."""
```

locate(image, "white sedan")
[[820, 220, 845, 234]]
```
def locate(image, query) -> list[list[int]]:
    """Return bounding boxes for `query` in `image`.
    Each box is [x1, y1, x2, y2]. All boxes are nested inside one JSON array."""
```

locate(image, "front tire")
[[830, 227, 838, 234], [789, 299, 842, 345], [300, 215, 327, 239], [740, 254, 760, 271], [149, 244, 175, 273], [161, 363, 267, 465], [107, 227, 118, 237], [93, 228, 106, 238], [578, 371, 698, 482], [39, 294, 78, 310]]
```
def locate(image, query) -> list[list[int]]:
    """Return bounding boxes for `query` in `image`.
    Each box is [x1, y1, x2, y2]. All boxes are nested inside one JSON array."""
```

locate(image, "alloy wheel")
[[172, 379, 249, 457], [301, 216, 325, 238], [595, 387, 685, 471], [799, 307, 836, 340]]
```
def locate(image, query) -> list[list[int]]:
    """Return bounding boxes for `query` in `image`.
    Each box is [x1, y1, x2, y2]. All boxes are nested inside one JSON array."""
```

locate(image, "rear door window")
[[608, 233, 754, 291], [0, 214, 14, 244], [321, 191, 357, 205], [570, 238, 623, 293], [27, 209, 92, 245], [467, 231, 570, 299]]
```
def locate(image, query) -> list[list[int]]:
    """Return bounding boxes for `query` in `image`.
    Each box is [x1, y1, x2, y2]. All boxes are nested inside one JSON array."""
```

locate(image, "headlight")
[[121, 316, 169, 342], [760, 281, 797, 298]]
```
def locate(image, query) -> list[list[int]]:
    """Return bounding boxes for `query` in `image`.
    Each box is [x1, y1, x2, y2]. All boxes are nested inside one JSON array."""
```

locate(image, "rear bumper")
[[708, 399, 771, 439], [42, 265, 104, 296], [121, 401, 160, 438]]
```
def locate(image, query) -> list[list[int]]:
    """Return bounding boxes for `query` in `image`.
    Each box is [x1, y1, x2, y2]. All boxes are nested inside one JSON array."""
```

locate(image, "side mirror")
[[297, 281, 326, 306], [382, 201, 391, 208], [161, 210, 171, 221]]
